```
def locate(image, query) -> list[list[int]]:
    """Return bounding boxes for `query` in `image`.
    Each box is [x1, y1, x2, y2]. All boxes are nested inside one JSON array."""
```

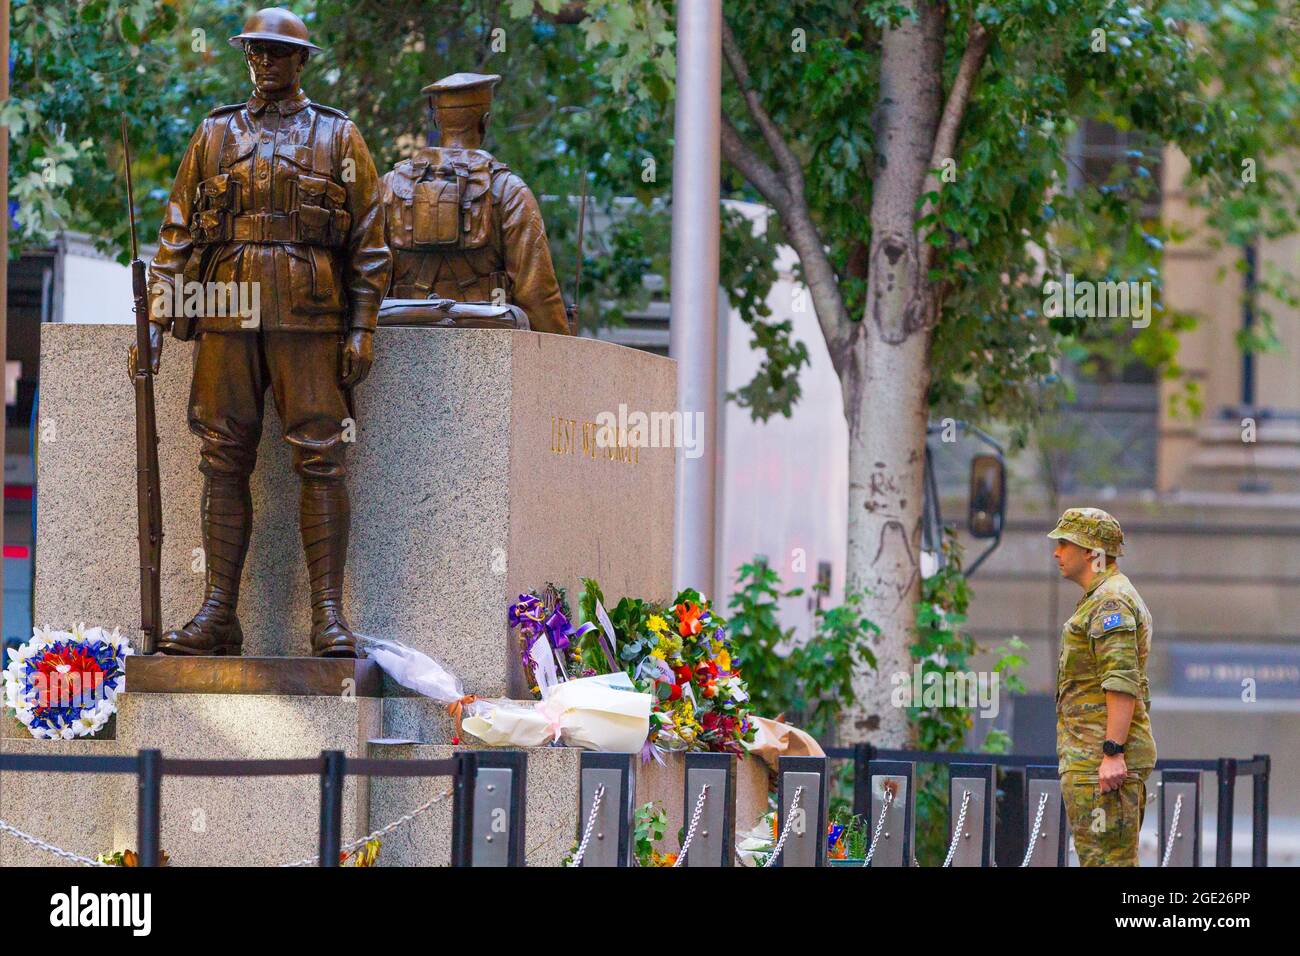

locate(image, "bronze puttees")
[[378, 71, 572, 335], [144, 7, 392, 658]]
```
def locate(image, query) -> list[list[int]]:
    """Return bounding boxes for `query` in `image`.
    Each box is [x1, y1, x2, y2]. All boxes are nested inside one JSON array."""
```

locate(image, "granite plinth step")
[[126, 655, 381, 697]]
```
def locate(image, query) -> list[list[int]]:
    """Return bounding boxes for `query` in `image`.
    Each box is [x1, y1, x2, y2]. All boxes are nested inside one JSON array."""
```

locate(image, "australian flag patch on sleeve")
[[1101, 612, 1124, 631]]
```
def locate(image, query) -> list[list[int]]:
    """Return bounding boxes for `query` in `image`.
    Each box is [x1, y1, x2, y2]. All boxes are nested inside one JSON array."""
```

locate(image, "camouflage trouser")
[[1061, 770, 1149, 867]]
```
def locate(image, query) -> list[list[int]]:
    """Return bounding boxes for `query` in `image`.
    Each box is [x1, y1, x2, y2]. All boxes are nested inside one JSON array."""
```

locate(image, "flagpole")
[[669, 0, 722, 598]]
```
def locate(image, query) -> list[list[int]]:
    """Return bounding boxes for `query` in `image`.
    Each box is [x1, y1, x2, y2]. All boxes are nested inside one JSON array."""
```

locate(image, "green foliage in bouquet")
[[632, 801, 677, 867]]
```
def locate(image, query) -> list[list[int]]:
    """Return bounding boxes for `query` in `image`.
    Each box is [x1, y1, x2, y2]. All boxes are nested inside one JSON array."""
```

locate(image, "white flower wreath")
[[3, 625, 133, 740]]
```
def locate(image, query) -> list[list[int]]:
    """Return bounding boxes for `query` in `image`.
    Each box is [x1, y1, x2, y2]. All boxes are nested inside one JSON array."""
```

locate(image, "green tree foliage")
[[705, 0, 1300, 429], [13, 2, 1299, 407], [726, 557, 877, 740]]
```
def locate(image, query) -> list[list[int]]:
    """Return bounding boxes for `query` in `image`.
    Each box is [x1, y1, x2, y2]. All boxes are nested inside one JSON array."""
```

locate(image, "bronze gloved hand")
[[128, 322, 165, 378], [340, 328, 373, 387]]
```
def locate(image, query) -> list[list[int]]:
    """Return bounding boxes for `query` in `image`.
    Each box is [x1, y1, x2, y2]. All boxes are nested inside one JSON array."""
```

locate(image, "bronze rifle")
[[122, 116, 162, 654]]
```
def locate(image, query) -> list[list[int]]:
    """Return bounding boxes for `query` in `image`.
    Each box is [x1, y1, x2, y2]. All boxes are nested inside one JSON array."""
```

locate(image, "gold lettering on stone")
[[551, 412, 640, 465]]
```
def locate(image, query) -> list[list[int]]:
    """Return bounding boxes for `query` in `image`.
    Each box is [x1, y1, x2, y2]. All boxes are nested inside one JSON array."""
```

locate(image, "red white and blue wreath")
[[3, 626, 132, 739]]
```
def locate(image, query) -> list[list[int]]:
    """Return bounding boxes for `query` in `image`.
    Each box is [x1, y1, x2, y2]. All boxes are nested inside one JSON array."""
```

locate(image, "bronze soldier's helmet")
[[1048, 507, 1125, 557], [229, 7, 323, 53]]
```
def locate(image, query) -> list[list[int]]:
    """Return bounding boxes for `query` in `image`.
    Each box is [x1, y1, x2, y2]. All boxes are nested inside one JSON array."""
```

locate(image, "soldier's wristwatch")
[[1102, 739, 1126, 757]]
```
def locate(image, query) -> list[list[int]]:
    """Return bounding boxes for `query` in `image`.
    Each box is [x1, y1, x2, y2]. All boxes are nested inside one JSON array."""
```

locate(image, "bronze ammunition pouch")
[[295, 174, 351, 247], [189, 110, 351, 251], [192, 174, 236, 245]]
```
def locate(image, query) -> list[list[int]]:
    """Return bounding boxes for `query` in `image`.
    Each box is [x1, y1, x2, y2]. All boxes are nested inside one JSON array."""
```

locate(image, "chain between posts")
[[568, 783, 606, 868], [1020, 790, 1050, 867], [0, 819, 111, 866], [1161, 792, 1184, 868], [861, 789, 894, 867], [763, 785, 804, 868], [672, 783, 711, 867], [941, 789, 972, 868], [279, 787, 454, 868]]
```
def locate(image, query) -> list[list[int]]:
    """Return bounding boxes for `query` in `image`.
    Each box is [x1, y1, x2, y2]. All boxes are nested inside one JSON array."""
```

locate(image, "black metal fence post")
[[775, 755, 828, 868], [1215, 758, 1236, 867], [450, 750, 478, 867], [996, 767, 1026, 868], [135, 749, 162, 867], [473, 750, 527, 867], [682, 752, 736, 867], [852, 742, 871, 819], [1252, 754, 1269, 867], [318, 750, 345, 868]]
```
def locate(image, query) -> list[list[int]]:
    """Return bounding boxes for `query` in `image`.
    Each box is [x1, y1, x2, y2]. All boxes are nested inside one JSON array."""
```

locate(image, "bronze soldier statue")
[[145, 8, 391, 658], [379, 72, 571, 335]]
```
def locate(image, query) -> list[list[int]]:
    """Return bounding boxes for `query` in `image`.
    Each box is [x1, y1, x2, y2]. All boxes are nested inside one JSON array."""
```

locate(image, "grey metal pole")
[[1, 0, 10, 641], [669, 0, 722, 598]]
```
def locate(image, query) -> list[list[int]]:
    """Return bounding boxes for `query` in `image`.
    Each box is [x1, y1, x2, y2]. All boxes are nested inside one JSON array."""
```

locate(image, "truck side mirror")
[[968, 454, 1005, 540]]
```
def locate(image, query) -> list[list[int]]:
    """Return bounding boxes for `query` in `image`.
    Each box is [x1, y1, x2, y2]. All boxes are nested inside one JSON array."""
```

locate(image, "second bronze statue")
[[145, 7, 392, 658], [379, 71, 572, 335]]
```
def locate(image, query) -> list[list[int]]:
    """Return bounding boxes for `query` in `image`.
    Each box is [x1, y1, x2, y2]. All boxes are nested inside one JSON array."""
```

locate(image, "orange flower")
[[676, 602, 704, 637]]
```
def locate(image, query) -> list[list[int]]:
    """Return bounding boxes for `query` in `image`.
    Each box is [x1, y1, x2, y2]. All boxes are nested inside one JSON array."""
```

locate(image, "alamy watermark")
[[151, 273, 261, 327], [890, 663, 1000, 719], [1043, 274, 1152, 328], [594, 403, 704, 460]]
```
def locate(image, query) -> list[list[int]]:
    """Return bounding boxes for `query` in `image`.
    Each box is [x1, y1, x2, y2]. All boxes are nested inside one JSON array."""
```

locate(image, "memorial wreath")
[[3, 625, 132, 740]]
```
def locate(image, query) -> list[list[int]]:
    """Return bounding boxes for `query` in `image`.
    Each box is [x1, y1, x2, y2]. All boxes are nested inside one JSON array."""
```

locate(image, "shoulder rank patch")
[[1101, 612, 1124, 631]]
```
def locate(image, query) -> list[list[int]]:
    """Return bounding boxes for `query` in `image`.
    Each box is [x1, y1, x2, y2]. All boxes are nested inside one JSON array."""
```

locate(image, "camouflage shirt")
[[1056, 564, 1157, 775]]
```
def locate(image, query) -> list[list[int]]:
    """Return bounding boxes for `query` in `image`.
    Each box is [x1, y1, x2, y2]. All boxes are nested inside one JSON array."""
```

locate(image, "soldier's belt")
[[231, 213, 300, 243], [377, 298, 530, 331]]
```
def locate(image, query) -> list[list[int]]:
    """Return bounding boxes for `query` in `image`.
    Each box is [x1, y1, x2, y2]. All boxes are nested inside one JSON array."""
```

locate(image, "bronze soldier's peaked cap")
[[229, 7, 322, 53], [1048, 507, 1125, 557], [421, 72, 502, 107]]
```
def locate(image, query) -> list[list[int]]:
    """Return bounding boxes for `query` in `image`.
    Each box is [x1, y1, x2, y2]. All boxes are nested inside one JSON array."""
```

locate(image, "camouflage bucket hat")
[[1047, 507, 1125, 557]]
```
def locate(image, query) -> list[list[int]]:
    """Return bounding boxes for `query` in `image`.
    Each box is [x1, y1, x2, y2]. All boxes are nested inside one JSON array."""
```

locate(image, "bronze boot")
[[302, 478, 359, 658], [158, 476, 250, 655]]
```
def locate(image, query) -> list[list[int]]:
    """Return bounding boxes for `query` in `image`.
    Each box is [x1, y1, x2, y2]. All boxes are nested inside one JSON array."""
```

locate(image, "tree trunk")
[[838, 1, 946, 746]]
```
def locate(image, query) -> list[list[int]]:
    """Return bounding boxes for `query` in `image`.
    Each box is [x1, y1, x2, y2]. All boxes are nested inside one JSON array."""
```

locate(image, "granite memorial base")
[[35, 324, 676, 699], [372, 741, 772, 866], [2, 324, 774, 867]]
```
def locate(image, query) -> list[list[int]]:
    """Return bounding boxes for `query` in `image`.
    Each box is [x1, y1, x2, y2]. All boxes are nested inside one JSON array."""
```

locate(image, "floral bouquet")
[[508, 585, 600, 695], [508, 579, 756, 759], [3, 625, 132, 740]]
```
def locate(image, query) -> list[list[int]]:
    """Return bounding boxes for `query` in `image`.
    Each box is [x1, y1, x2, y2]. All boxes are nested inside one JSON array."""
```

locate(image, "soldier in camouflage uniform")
[[1049, 508, 1157, 866]]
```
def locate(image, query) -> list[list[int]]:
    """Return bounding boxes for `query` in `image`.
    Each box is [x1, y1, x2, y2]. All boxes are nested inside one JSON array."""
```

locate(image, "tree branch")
[[919, 19, 992, 278], [720, 115, 792, 211], [720, 18, 806, 197], [719, 18, 851, 372]]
